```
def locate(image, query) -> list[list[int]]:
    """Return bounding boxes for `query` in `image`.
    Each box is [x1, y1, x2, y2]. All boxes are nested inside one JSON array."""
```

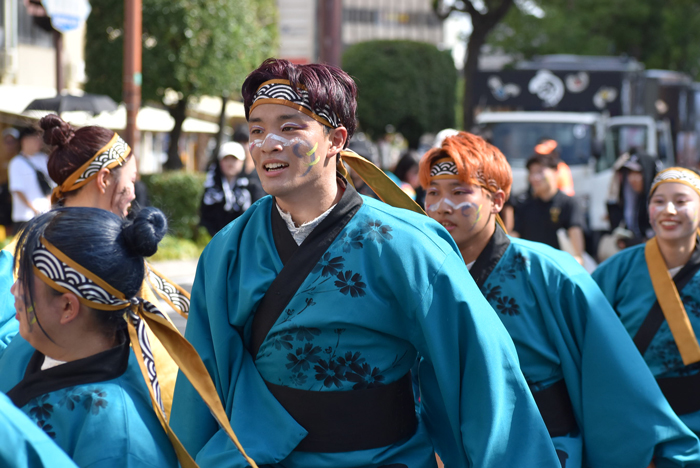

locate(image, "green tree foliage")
[[489, 0, 700, 78], [343, 40, 457, 149], [85, 0, 277, 169], [433, 0, 514, 130]]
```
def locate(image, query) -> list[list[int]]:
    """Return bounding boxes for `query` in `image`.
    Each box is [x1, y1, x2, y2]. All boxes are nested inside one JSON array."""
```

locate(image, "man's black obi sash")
[[634, 243, 700, 415], [530, 380, 578, 438], [249, 181, 418, 453], [471, 226, 578, 438]]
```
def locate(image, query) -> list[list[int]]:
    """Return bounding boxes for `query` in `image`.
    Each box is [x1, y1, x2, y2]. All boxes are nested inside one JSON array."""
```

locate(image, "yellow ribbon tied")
[[338, 149, 425, 215]]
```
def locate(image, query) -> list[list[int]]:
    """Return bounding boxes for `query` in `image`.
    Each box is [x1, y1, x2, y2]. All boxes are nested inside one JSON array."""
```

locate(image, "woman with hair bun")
[[40, 114, 135, 216], [27, 114, 190, 416], [0, 207, 256, 468], [0, 208, 177, 467]]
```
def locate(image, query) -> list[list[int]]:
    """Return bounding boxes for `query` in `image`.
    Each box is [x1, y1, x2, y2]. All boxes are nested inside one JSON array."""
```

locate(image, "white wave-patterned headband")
[[650, 167, 700, 199], [250, 79, 341, 128], [32, 236, 130, 310], [51, 133, 131, 204]]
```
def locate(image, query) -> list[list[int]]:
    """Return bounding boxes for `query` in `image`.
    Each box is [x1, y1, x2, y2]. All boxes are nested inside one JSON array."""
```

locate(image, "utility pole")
[[123, 0, 142, 150], [318, 0, 342, 67], [54, 30, 63, 94]]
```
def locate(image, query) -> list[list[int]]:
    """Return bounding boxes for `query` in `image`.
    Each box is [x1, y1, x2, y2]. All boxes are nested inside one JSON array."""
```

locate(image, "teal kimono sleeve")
[[0, 249, 17, 355], [545, 265, 700, 468], [170, 254, 307, 467], [415, 250, 560, 468], [0, 392, 77, 468]]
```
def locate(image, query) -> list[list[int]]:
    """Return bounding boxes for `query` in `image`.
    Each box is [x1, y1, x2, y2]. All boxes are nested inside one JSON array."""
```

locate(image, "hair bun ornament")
[[121, 207, 168, 258], [39, 114, 75, 147]]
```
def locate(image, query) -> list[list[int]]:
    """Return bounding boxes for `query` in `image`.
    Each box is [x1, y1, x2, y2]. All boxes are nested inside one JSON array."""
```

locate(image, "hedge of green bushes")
[[141, 171, 207, 241]]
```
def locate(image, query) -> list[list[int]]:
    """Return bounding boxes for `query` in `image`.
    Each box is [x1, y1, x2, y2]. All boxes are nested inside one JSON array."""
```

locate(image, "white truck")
[[472, 55, 685, 236], [475, 111, 674, 232]]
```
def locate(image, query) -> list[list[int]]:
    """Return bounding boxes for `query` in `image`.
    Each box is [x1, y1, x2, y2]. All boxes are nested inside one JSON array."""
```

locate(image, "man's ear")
[[95, 168, 112, 194], [326, 126, 348, 159], [59, 292, 81, 325], [491, 190, 506, 214]]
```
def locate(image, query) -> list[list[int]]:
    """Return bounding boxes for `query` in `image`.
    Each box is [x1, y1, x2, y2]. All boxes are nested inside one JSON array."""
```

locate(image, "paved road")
[[149, 258, 198, 334]]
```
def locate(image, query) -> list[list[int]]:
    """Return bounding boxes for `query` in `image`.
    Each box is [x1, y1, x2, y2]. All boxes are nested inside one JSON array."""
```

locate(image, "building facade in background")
[[343, 0, 442, 47], [277, 0, 444, 64]]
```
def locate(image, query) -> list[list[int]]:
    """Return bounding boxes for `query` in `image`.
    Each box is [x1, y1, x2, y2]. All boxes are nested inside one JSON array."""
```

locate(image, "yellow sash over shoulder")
[[645, 237, 700, 365]]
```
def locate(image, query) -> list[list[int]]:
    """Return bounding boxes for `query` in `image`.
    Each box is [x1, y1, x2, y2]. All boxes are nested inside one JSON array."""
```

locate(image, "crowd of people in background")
[[3, 57, 700, 468], [0, 117, 664, 267]]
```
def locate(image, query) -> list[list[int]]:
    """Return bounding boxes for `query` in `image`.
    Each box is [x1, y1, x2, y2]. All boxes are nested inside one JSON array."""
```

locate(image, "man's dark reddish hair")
[[39, 114, 116, 186], [241, 58, 358, 146]]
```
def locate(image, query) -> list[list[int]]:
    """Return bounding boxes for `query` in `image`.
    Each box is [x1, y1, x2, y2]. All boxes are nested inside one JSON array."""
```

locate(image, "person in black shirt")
[[199, 141, 264, 237], [512, 152, 586, 264]]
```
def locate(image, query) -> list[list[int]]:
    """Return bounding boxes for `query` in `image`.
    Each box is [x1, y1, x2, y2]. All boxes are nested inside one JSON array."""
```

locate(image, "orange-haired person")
[[419, 131, 700, 468], [535, 139, 574, 196]]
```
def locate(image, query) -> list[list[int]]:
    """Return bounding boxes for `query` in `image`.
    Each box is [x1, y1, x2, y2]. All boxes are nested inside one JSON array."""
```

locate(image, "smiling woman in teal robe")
[[420, 134, 700, 468], [594, 167, 700, 437]]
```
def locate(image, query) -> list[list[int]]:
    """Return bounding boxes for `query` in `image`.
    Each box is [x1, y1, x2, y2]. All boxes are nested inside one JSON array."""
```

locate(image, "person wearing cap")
[[605, 149, 658, 251], [420, 132, 700, 468], [512, 151, 586, 264], [200, 140, 264, 237], [8, 127, 52, 233], [594, 167, 700, 439], [170, 58, 560, 468], [232, 124, 259, 182]]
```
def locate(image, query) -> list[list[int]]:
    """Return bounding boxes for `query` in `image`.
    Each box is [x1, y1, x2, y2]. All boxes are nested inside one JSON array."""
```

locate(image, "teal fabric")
[[594, 244, 700, 437], [170, 195, 560, 468], [0, 249, 18, 354], [0, 337, 178, 468], [0, 391, 77, 468], [482, 237, 700, 468]]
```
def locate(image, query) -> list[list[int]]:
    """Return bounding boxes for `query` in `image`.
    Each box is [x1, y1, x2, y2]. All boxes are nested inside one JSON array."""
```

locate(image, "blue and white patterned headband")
[[51, 133, 131, 204], [32, 237, 130, 310], [430, 157, 459, 179], [250, 79, 341, 128], [651, 167, 700, 198]]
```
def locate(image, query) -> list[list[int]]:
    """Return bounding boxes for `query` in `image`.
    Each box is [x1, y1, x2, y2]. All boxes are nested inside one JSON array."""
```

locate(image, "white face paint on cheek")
[[427, 198, 443, 212], [443, 198, 474, 211], [427, 197, 474, 213], [267, 133, 291, 146]]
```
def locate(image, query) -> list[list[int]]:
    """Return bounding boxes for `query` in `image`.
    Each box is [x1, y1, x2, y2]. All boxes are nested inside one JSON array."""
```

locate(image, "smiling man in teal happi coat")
[[169, 59, 560, 468]]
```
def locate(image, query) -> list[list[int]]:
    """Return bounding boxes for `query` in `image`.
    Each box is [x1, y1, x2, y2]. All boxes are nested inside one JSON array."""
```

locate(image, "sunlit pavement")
[[149, 259, 198, 334]]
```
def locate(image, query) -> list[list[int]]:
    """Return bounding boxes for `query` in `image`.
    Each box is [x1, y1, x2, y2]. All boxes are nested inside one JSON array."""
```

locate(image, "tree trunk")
[[164, 98, 187, 171], [210, 93, 229, 166], [462, 23, 489, 131]]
